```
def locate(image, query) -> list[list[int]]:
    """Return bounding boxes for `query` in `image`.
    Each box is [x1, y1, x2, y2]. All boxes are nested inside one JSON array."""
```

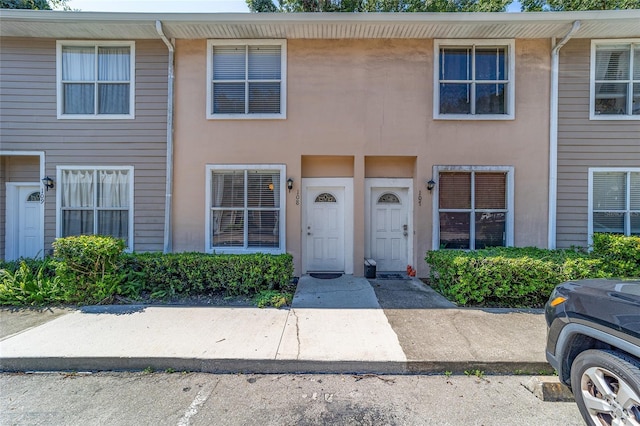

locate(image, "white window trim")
[[55, 165, 135, 251], [205, 164, 286, 254], [56, 40, 136, 120], [206, 39, 287, 120], [588, 167, 640, 246], [433, 39, 515, 121], [590, 39, 640, 121], [431, 165, 515, 250]]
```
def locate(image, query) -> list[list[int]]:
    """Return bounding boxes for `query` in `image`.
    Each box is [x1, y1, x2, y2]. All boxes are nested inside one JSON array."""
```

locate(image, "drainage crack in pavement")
[[451, 311, 477, 358], [292, 309, 301, 360]]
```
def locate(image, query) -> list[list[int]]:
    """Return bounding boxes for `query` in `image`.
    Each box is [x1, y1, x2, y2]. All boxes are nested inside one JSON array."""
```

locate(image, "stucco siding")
[[173, 38, 551, 275], [556, 39, 640, 249], [0, 37, 168, 255]]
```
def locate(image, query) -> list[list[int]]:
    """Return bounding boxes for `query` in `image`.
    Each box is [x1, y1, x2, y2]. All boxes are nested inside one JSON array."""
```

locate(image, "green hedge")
[[425, 247, 608, 307], [426, 234, 640, 308], [591, 233, 640, 278], [0, 235, 294, 306], [53, 235, 131, 304], [124, 252, 294, 299]]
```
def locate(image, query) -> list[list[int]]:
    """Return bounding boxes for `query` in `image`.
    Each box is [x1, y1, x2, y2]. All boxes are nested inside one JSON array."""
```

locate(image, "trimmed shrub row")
[[425, 234, 640, 308], [0, 235, 294, 306], [124, 251, 294, 300], [592, 233, 640, 278]]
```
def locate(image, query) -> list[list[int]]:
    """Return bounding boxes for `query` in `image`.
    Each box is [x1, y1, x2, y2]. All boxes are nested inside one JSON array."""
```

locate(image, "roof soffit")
[[1, 10, 639, 40]]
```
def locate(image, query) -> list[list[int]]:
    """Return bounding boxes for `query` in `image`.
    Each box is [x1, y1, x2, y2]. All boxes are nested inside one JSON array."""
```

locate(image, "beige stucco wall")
[[173, 38, 551, 276]]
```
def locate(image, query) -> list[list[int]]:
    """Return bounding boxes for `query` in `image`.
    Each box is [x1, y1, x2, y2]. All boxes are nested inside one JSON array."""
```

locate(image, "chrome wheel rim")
[[580, 366, 640, 426]]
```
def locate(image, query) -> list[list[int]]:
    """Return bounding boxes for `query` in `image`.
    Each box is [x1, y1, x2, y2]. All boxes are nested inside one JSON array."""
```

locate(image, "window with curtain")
[[591, 170, 640, 236], [592, 41, 640, 118], [208, 166, 285, 252], [207, 40, 286, 119], [59, 167, 133, 246], [435, 40, 514, 119], [437, 168, 512, 249], [58, 42, 134, 117]]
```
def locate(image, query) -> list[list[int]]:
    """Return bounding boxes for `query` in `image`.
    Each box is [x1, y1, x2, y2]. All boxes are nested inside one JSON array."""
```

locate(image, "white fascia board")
[[2, 10, 640, 40], [2, 9, 640, 24]]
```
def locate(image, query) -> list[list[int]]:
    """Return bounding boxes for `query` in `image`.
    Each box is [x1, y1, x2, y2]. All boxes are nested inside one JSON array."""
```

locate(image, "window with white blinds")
[[591, 40, 640, 119], [590, 170, 640, 237], [434, 39, 515, 120], [434, 166, 514, 250], [207, 40, 286, 119], [206, 165, 286, 253], [56, 166, 134, 248], [56, 41, 135, 119]]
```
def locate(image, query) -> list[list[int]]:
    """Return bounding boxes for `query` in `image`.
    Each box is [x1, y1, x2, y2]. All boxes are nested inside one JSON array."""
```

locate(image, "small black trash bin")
[[364, 259, 376, 279]]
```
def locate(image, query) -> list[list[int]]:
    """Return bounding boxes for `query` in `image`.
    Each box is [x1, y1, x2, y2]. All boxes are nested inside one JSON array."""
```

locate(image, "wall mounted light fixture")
[[426, 179, 436, 192], [42, 176, 54, 191], [287, 178, 294, 193]]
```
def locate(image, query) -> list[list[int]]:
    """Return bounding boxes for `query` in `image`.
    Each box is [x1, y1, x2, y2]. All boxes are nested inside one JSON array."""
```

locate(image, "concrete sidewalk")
[[0, 275, 550, 375]]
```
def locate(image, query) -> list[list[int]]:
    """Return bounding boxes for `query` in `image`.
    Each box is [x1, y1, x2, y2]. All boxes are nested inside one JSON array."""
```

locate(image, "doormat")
[[309, 273, 343, 280], [376, 273, 411, 280]]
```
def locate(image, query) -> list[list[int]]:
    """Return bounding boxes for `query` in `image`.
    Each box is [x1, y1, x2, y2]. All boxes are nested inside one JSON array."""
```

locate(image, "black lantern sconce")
[[287, 178, 294, 193], [42, 176, 54, 191], [426, 179, 436, 192]]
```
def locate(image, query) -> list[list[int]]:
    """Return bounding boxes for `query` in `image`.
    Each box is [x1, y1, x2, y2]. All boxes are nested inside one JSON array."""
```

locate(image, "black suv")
[[545, 278, 640, 426]]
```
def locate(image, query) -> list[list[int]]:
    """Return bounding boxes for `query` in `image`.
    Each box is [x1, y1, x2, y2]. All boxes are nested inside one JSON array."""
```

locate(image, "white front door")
[[304, 186, 345, 272], [6, 184, 43, 260], [370, 187, 410, 272]]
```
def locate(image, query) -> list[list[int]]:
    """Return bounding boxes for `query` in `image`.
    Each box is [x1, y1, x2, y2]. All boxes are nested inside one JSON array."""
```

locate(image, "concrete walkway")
[[0, 275, 550, 374]]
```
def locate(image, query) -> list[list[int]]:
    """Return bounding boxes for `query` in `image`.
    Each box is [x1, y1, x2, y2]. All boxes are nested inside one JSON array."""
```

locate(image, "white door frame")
[[5, 182, 44, 260], [365, 178, 414, 269], [1, 151, 46, 261], [302, 178, 354, 274]]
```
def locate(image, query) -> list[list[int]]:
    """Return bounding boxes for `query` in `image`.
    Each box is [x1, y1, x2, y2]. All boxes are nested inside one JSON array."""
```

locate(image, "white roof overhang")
[[0, 9, 639, 40]]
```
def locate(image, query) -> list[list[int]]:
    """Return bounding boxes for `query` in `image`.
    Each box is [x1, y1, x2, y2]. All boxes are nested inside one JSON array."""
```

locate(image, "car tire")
[[570, 349, 640, 426]]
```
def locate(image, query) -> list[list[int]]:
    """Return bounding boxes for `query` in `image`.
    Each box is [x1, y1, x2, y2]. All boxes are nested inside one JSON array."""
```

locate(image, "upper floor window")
[[433, 166, 514, 250], [434, 40, 515, 120], [56, 41, 135, 119], [591, 40, 640, 120], [207, 40, 286, 119]]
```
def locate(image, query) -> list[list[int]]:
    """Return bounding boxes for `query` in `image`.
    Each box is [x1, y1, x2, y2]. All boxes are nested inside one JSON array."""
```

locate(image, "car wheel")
[[570, 349, 640, 426]]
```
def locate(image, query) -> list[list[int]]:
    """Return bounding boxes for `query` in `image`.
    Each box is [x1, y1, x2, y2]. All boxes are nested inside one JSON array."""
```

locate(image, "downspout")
[[156, 20, 175, 253], [548, 20, 580, 249]]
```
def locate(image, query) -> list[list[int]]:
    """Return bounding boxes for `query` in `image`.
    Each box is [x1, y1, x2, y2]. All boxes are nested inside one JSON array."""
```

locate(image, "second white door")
[[370, 187, 409, 272]]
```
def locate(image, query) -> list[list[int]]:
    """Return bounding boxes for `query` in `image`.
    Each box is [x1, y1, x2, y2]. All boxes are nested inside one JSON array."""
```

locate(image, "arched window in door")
[[377, 193, 400, 204], [26, 191, 41, 202], [315, 193, 337, 203]]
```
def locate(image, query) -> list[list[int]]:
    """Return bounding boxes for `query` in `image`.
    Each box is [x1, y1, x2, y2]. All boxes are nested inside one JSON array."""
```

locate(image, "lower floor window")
[[206, 165, 285, 253], [435, 166, 513, 250], [590, 169, 640, 236], [58, 166, 133, 246]]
